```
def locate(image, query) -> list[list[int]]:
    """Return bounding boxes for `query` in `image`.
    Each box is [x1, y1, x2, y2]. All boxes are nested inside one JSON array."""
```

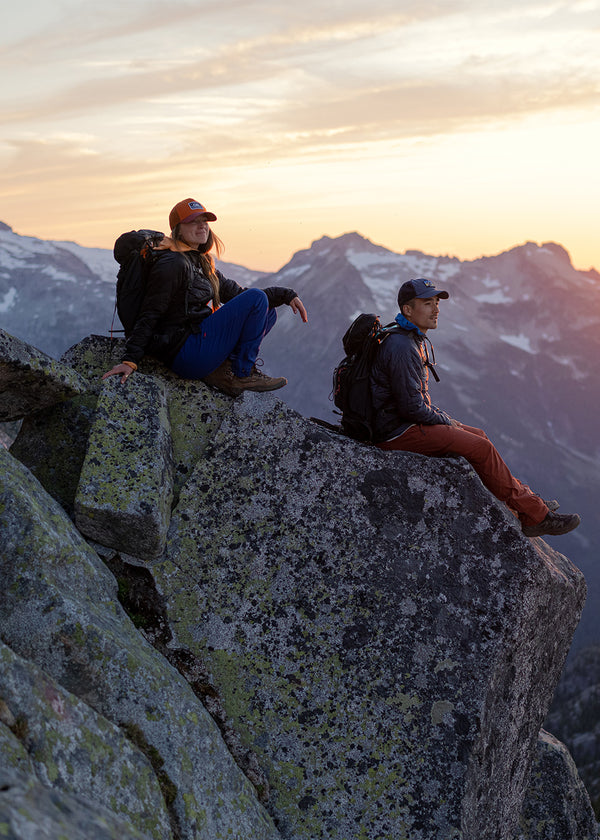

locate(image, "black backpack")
[[113, 230, 164, 337], [332, 314, 399, 442]]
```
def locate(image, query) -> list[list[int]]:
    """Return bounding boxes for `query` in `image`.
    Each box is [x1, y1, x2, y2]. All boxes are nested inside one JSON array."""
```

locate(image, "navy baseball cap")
[[397, 278, 449, 308]]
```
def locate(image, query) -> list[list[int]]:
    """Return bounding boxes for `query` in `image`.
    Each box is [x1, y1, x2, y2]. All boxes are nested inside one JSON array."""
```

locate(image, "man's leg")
[[378, 423, 548, 527]]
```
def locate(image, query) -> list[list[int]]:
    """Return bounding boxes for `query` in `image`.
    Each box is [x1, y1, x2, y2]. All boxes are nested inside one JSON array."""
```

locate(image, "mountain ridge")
[[1, 221, 598, 647]]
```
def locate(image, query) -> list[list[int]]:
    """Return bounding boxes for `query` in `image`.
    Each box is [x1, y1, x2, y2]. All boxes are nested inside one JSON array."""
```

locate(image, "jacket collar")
[[155, 236, 196, 253], [394, 311, 425, 337]]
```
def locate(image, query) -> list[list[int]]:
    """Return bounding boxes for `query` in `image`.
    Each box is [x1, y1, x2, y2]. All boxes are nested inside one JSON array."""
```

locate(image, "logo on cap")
[[423, 279, 435, 288], [188, 201, 205, 211]]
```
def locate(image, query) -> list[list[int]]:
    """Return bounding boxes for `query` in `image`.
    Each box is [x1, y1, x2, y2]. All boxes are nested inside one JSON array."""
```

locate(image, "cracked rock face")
[[0, 446, 282, 840], [148, 394, 586, 840], [0, 639, 170, 840], [0, 333, 593, 840]]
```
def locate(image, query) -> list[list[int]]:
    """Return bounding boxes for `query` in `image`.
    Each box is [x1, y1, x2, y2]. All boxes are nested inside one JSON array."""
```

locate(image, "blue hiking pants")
[[171, 287, 277, 379]]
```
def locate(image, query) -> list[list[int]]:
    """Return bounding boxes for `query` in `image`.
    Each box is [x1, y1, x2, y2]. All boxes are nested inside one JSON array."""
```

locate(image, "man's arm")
[[382, 338, 452, 426]]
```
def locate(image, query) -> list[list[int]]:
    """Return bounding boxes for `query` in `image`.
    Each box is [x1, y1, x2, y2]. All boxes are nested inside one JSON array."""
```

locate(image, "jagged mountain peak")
[[310, 231, 376, 251], [282, 232, 388, 271], [511, 240, 573, 265]]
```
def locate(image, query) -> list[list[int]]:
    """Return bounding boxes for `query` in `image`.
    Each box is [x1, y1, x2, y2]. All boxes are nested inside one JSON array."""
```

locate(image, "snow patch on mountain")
[[278, 264, 311, 280], [0, 288, 17, 312], [475, 289, 514, 304], [499, 334, 536, 353], [57, 241, 117, 285], [436, 263, 461, 281]]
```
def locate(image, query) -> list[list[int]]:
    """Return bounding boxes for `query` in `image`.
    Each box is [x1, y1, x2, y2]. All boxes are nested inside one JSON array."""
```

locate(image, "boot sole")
[[238, 380, 287, 392], [522, 516, 581, 537]]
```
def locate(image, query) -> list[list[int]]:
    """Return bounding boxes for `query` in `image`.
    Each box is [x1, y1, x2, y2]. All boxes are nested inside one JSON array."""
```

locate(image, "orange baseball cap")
[[169, 198, 217, 229]]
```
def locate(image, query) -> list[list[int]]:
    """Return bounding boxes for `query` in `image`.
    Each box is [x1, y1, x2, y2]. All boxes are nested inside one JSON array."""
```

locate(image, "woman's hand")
[[102, 363, 135, 384], [289, 296, 308, 323]]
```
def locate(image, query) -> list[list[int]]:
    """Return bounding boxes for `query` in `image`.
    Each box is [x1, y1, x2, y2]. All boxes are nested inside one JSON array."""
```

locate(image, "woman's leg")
[[171, 288, 276, 379]]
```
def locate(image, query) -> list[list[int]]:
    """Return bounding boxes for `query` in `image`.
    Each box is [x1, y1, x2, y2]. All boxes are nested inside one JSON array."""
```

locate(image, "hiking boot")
[[202, 359, 243, 397], [202, 360, 287, 396], [522, 511, 581, 538], [235, 366, 287, 392]]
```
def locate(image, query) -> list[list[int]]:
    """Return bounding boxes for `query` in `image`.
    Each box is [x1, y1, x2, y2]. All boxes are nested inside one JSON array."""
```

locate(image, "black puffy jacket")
[[124, 249, 297, 365], [369, 326, 451, 442]]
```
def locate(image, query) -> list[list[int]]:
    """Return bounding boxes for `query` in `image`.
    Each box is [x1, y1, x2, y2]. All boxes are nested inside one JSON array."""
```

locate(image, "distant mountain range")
[[0, 221, 263, 359], [1, 220, 599, 650]]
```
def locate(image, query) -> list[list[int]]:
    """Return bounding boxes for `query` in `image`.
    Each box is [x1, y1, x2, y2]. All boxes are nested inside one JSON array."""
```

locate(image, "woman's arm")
[[217, 271, 307, 321]]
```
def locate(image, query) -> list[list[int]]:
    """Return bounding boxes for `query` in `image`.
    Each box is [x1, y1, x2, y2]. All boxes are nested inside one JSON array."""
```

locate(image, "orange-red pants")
[[377, 423, 548, 527]]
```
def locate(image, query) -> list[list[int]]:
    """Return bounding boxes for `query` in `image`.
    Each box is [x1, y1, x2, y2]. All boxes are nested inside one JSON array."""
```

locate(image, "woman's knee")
[[239, 287, 268, 309]]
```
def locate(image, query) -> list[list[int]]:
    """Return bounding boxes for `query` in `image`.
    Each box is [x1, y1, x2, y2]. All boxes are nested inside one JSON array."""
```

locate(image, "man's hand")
[[449, 418, 463, 428], [289, 296, 308, 323]]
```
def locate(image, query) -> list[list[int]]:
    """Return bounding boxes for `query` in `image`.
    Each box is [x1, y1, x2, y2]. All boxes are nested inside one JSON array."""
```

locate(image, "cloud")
[[3, 0, 598, 145], [2, 0, 599, 271]]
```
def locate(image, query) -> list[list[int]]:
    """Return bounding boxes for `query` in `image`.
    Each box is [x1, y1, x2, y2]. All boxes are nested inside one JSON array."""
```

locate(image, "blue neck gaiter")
[[394, 311, 425, 336]]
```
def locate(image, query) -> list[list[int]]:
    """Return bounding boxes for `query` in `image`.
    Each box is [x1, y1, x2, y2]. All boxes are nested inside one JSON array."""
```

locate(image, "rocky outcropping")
[[0, 330, 597, 839], [0, 327, 88, 421], [514, 730, 599, 839]]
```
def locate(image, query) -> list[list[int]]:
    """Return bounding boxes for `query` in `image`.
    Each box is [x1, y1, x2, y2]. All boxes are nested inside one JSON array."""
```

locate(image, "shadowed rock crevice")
[[118, 721, 181, 839], [104, 550, 271, 805]]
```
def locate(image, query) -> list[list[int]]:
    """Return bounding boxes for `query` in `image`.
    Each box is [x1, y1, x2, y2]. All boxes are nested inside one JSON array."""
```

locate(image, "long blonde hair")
[[171, 224, 225, 308]]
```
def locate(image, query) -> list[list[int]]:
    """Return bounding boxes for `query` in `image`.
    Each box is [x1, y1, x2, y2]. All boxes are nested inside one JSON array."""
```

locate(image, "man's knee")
[[448, 426, 494, 461]]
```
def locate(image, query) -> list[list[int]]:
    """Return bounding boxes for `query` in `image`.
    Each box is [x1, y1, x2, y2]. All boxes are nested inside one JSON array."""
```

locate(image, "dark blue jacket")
[[370, 316, 451, 442]]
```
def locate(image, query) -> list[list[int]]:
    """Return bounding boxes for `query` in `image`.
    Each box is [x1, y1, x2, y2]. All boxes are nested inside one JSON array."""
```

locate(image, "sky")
[[2, 0, 600, 272]]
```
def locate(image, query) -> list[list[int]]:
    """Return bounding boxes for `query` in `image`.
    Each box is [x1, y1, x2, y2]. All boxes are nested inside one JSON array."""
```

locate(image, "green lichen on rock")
[[0, 333, 593, 840], [0, 639, 170, 839], [0, 446, 283, 840], [74, 374, 174, 558], [162, 375, 233, 501], [119, 722, 178, 808], [148, 392, 586, 840]]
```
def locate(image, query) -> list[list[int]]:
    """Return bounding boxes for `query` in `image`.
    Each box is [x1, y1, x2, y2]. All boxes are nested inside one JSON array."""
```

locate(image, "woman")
[[103, 198, 307, 395]]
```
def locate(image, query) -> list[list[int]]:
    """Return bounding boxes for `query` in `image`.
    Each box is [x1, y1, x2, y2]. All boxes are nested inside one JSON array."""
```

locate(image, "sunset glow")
[[2, 0, 600, 271]]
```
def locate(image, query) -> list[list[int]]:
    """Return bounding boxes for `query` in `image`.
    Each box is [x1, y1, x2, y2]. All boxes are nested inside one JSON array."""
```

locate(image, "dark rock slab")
[[10, 394, 97, 516], [0, 328, 90, 421], [149, 392, 587, 840]]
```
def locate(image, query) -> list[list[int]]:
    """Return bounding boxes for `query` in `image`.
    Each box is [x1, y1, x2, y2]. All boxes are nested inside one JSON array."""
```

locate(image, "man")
[[370, 278, 580, 538]]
